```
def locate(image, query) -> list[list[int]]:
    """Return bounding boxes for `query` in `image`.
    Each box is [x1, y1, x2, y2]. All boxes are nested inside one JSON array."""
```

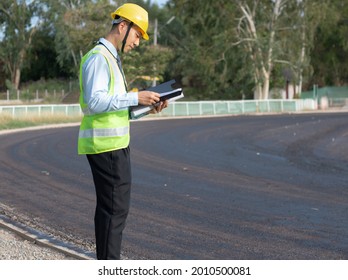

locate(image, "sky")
[[153, 0, 169, 7]]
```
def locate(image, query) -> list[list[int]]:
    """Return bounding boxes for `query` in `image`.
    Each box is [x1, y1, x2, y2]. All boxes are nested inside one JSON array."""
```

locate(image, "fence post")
[[17, 90, 20, 100], [7, 90, 9, 101]]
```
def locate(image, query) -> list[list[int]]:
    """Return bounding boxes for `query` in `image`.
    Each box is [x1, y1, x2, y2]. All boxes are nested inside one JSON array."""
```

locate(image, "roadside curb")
[[0, 215, 95, 260], [0, 122, 81, 135]]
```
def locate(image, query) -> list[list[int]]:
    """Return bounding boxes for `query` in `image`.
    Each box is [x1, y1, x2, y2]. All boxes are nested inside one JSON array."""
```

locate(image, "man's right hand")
[[138, 91, 160, 106]]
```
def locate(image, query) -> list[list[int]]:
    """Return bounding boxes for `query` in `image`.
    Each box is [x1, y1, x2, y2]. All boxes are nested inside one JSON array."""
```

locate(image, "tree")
[[21, 26, 71, 82], [0, 0, 42, 90], [167, 0, 249, 100], [118, 0, 175, 88], [277, 0, 330, 94], [42, 0, 174, 84], [123, 43, 174, 89], [41, 0, 114, 76], [234, 0, 291, 99], [233, 0, 332, 99], [308, 0, 348, 87]]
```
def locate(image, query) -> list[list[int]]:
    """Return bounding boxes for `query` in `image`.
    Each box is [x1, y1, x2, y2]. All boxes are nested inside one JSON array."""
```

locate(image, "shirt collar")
[[98, 38, 120, 60]]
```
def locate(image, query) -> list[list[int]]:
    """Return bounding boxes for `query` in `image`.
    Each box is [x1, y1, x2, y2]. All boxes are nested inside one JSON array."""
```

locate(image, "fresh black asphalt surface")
[[0, 113, 347, 259]]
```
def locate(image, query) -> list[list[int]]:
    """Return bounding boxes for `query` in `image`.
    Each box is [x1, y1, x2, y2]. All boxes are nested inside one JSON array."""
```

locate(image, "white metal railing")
[[0, 99, 317, 118], [0, 104, 83, 117], [157, 99, 317, 117]]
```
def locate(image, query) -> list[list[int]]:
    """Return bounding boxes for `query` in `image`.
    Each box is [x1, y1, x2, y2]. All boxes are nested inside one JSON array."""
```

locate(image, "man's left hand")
[[149, 100, 168, 114]]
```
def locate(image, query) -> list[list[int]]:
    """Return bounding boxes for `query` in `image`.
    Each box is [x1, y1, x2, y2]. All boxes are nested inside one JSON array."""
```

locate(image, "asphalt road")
[[0, 113, 347, 259]]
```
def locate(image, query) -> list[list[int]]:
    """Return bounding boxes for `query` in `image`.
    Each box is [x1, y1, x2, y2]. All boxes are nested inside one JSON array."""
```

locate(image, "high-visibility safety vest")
[[78, 44, 130, 154]]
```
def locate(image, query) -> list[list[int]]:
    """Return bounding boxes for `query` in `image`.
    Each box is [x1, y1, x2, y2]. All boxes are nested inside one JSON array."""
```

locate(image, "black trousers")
[[87, 147, 131, 260]]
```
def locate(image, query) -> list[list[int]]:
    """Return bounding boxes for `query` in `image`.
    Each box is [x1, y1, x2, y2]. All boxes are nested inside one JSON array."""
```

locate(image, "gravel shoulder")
[[0, 225, 75, 260]]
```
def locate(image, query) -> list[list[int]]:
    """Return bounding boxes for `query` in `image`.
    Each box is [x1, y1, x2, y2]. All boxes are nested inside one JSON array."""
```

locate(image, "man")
[[78, 3, 167, 260]]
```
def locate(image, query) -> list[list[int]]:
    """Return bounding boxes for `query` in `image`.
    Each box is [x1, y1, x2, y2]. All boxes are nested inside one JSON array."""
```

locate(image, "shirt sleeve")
[[82, 53, 138, 114]]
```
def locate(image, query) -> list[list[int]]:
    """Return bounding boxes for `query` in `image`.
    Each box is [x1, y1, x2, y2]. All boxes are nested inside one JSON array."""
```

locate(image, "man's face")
[[121, 22, 142, 53]]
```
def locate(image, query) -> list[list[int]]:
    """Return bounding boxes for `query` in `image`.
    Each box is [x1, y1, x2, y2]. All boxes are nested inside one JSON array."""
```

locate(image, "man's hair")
[[111, 16, 129, 31], [112, 15, 127, 26]]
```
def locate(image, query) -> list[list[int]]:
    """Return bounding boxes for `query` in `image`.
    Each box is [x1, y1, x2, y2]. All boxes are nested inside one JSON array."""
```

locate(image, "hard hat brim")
[[142, 32, 149, 40]]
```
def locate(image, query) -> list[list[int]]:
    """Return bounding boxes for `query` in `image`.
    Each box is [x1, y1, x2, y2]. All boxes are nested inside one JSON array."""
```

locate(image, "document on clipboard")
[[130, 79, 184, 119]]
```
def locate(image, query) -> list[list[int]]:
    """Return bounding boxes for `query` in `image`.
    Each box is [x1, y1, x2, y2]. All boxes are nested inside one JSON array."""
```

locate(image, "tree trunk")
[[262, 0, 282, 100], [298, 25, 306, 96], [13, 48, 26, 90], [237, 0, 283, 100], [13, 67, 21, 90], [262, 76, 270, 99]]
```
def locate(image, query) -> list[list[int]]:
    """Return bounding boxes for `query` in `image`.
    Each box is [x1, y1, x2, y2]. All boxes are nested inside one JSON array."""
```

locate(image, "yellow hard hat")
[[111, 3, 149, 40]]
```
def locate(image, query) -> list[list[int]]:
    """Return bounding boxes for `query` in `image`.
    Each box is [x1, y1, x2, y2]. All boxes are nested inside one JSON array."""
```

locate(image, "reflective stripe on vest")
[[78, 44, 130, 155], [79, 126, 129, 139]]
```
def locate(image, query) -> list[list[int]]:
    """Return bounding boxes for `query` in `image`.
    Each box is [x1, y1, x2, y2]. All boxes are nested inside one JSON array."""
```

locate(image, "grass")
[[0, 114, 81, 130], [22, 78, 79, 93], [0, 78, 82, 130], [1, 78, 80, 103]]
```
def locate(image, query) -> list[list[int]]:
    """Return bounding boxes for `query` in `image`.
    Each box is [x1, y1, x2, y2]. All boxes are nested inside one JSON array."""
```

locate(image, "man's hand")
[[138, 90, 160, 106], [149, 100, 168, 114], [137, 91, 168, 114]]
